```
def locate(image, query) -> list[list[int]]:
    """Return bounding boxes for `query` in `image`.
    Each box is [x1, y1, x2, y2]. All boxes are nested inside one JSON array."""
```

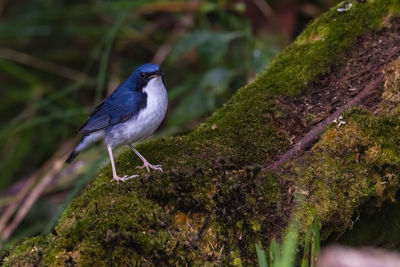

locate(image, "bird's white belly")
[[108, 103, 166, 146], [105, 77, 167, 147]]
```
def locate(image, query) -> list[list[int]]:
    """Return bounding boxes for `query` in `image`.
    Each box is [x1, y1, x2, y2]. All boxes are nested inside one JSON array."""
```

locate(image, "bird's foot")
[[136, 161, 163, 173], [111, 174, 138, 183]]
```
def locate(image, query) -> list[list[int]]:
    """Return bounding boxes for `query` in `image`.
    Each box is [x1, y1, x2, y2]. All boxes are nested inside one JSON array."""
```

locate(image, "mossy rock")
[[4, 0, 400, 265]]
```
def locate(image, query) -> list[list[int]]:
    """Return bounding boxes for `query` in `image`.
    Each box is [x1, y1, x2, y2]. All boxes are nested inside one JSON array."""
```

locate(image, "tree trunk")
[[3, 1, 400, 266]]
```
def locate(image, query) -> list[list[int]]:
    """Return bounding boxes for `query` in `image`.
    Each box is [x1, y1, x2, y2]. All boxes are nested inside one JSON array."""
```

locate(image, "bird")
[[66, 63, 168, 182]]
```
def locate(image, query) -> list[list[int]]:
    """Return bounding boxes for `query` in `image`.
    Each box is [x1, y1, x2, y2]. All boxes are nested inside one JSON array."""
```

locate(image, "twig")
[[0, 47, 90, 82], [251, 0, 283, 36], [0, 173, 38, 234], [252, 0, 274, 18], [0, 178, 29, 199], [0, 140, 82, 233], [267, 74, 384, 170], [0, 141, 74, 240]]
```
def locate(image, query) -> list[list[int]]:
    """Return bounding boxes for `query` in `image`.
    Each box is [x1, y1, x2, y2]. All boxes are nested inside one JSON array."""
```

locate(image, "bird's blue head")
[[128, 63, 163, 91], [136, 63, 160, 74]]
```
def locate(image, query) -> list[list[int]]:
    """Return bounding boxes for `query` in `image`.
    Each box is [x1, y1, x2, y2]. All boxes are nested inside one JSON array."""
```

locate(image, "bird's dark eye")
[[140, 72, 146, 78]]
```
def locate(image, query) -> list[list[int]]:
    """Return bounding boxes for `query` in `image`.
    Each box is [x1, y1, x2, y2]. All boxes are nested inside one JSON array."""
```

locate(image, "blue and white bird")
[[66, 63, 168, 182]]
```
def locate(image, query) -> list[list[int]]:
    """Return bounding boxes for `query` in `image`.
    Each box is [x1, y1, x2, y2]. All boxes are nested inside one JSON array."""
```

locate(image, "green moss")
[[6, 1, 400, 265], [252, 0, 399, 96], [375, 57, 400, 115], [288, 108, 400, 238], [3, 236, 47, 266], [42, 174, 183, 265]]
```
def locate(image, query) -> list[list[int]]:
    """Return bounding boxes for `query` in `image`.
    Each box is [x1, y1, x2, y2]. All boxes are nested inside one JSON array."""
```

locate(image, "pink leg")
[[128, 144, 162, 173], [107, 144, 137, 182]]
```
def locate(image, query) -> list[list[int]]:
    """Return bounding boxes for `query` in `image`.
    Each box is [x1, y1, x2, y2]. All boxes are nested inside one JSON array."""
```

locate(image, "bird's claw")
[[111, 174, 138, 183], [136, 162, 163, 173]]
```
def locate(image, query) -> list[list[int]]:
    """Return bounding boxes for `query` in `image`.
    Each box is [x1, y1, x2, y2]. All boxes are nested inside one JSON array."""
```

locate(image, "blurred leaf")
[[201, 67, 234, 93], [256, 242, 268, 267], [168, 67, 235, 127], [198, 32, 241, 65], [95, 3, 136, 104], [12, 109, 84, 134], [167, 77, 199, 101], [269, 238, 280, 267], [280, 224, 298, 267], [200, 67, 235, 110], [168, 31, 241, 64], [167, 86, 207, 127], [200, 2, 218, 13], [302, 225, 312, 267], [302, 214, 320, 267], [252, 34, 284, 73], [0, 60, 41, 86]]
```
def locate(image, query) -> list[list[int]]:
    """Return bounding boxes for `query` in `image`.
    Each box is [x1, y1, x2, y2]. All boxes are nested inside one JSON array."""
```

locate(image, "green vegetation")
[[3, 0, 400, 265], [255, 217, 320, 267]]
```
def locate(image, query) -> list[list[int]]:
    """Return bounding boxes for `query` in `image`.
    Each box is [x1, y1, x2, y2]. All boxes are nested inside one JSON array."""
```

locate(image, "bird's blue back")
[[78, 65, 156, 134]]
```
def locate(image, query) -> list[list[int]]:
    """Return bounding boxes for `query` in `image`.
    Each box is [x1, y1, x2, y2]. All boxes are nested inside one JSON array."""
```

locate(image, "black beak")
[[148, 70, 162, 79]]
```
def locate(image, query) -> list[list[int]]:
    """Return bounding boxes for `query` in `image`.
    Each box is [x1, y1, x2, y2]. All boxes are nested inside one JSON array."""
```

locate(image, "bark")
[[3, 1, 400, 266]]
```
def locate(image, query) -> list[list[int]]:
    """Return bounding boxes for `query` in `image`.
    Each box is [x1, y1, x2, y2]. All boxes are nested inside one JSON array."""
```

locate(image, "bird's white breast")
[[105, 76, 168, 147]]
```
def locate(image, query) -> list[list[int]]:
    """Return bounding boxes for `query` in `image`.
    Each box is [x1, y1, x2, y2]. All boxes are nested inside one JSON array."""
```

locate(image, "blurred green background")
[[0, 0, 337, 249]]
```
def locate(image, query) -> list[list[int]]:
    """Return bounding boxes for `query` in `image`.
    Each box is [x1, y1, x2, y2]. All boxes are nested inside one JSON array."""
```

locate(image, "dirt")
[[269, 17, 400, 166]]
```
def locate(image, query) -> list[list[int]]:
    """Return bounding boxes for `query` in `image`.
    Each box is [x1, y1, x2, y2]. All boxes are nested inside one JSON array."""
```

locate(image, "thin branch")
[[0, 174, 38, 234], [0, 141, 74, 241], [0, 47, 90, 82], [267, 74, 384, 170], [252, 0, 274, 18]]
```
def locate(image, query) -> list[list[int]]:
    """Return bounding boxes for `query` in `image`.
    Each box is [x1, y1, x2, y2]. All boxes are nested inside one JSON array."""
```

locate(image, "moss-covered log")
[[3, 1, 400, 266]]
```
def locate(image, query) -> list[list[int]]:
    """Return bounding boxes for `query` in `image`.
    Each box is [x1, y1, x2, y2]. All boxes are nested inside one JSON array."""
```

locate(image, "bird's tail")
[[65, 133, 103, 163], [66, 150, 79, 163], [65, 136, 84, 163]]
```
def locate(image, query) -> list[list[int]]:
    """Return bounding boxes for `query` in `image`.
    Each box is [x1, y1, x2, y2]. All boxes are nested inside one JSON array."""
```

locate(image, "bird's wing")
[[78, 90, 147, 134]]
